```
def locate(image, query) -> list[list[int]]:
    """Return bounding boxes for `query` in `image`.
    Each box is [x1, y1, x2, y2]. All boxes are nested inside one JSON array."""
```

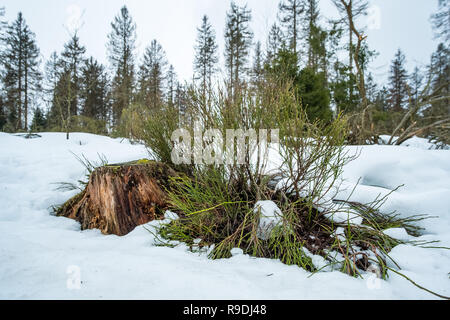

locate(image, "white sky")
[[1, 0, 441, 85]]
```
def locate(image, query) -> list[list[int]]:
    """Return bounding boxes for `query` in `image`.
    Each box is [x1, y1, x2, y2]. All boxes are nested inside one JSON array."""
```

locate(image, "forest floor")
[[0, 132, 449, 299]]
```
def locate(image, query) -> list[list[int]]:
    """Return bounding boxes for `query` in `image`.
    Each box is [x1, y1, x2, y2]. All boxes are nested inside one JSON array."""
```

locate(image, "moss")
[[136, 158, 151, 165]]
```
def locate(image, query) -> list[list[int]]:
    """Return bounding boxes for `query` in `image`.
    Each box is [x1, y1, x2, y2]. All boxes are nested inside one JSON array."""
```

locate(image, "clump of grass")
[[53, 152, 109, 192]]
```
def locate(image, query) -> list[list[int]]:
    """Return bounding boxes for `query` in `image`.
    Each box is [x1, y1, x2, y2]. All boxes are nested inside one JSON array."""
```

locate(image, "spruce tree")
[[298, 67, 332, 122], [278, 0, 305, 57], [224, 1, 253, 96], [166, 65, 177, 106], [251, 41, 264, 86], [303, 0, 328, 74], [80, 57, 110, 122], [194, 15, 218, 98], [266, 23, 284, 65], [1, 12, 41, 131], [107, 6, 136, 125], [138, 39, 168, 110], [425, 43, 449, 118], [387, 49, 409, 112], [31, 106, 47, 132], [44, 52, 63, 129], [61, 33, 86, 116]]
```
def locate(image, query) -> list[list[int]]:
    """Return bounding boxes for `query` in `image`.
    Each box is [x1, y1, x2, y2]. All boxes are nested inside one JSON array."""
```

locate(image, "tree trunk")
[[56, 160, 179, 236]]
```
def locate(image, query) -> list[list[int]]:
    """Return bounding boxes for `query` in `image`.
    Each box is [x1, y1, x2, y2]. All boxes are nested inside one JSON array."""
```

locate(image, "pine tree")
[[194, 15, 218, 98], [278, 0, 305, 57], [224, 1, 253, 96], [107, 6, 136, 125], [138, 39, 168, 110], [387, 49, 409, 112], [1, 12, 41, 131]]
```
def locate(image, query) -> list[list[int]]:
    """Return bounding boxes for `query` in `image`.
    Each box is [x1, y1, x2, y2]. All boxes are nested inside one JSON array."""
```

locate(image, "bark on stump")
[[56, 160, 178, 236]]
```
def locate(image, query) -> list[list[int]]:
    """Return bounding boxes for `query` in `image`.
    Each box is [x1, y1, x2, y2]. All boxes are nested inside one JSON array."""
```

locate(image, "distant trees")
[[107, 6, 136, 125], [0, 1, 446, 147], [1, 12, 41, 131]]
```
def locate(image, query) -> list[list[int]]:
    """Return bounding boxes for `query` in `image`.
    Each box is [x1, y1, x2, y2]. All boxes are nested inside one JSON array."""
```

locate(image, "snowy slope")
[[0, 132, 449, 299]]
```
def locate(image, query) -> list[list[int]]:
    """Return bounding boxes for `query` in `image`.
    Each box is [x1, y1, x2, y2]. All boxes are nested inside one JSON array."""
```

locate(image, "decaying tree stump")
[[56, 160, 179, 236]]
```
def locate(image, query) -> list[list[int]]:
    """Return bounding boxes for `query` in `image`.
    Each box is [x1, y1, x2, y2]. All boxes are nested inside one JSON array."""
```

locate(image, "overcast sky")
[[1, 0, 441, 85]]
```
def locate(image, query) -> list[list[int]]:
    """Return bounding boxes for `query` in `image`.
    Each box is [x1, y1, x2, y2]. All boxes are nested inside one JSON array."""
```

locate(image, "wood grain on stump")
[[56, 160, 178, 236]]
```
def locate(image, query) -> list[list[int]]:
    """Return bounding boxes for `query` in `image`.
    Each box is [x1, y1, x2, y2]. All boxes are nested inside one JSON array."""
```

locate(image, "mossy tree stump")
[[56, 160, 178, 236]]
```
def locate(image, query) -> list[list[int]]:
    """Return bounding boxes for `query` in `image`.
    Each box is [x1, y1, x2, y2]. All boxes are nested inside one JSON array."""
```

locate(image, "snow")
[[383, 228, 412, 242], [0, 132, 449, 299], [379, 135, 449, 150], [254, 200, 283, 240]]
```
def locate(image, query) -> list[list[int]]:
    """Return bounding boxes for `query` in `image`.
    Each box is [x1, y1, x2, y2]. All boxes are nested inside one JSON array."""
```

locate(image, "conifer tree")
[[278, 0, 305, 57], [107, 6, 136, 125], [424, 43, 449, 118], [80, 57, 110, 122], [194, 15, 218, 98], [387, 49, 409, 112], [166, 65, 177, 106], [44, 52, 62, 129], [251, 41, 264, 86], [431, 0, 449, 43], [1, 12, 41, 131], [138, 39, 168, 110], [31, 106, 47, 132], [224, 2, 253, 96], [61, 33, 86, 116], [266, 23, 284, 65]]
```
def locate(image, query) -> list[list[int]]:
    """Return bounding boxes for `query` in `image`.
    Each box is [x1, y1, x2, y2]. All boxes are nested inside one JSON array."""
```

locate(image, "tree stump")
[[56, 160, 179, 236]]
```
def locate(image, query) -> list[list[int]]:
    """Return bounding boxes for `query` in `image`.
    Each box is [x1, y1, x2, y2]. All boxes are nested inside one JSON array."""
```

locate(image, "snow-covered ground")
[[0, 132, 449, 299]]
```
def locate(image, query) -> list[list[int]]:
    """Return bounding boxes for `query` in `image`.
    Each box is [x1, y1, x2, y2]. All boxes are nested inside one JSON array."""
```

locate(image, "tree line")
[[0, 1, 448, 145]]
